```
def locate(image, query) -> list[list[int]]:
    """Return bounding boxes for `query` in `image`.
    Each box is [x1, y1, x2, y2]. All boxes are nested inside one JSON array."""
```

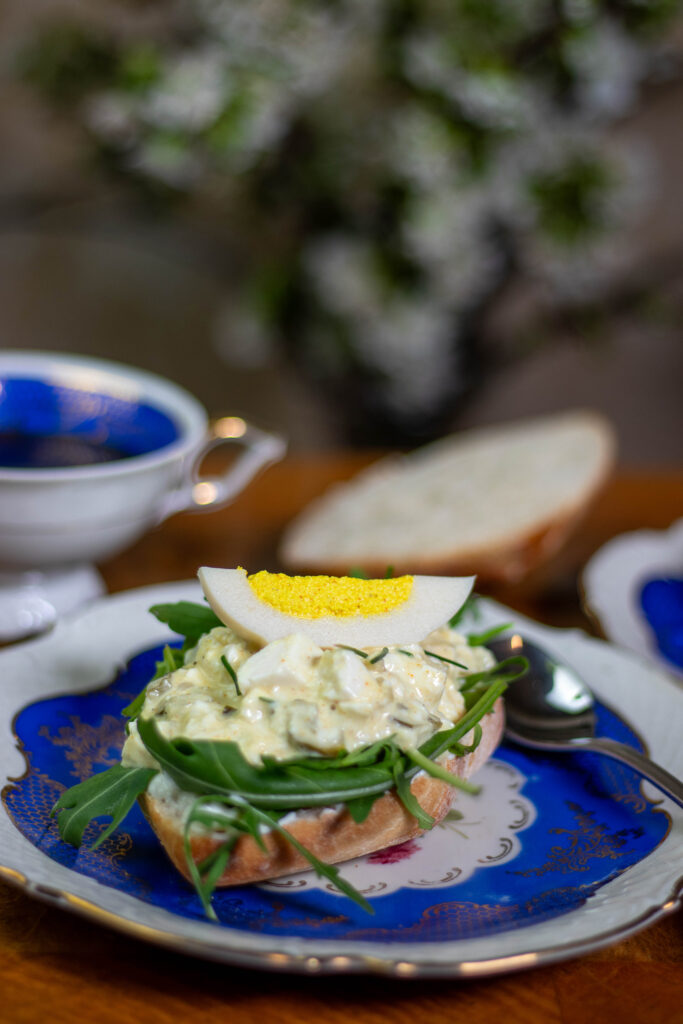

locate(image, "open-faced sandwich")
[[53, 568, 525, 917]]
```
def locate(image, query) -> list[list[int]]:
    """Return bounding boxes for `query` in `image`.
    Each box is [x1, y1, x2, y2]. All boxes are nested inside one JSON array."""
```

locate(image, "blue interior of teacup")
[[0, 376, 180, 469]]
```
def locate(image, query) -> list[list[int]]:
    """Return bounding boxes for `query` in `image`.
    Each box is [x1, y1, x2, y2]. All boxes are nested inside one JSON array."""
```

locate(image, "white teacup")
[[0, 350, 286, 638]]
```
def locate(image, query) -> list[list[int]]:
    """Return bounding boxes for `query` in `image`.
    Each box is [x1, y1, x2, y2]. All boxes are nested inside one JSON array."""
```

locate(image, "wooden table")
[[1, 455, 681, 1024]]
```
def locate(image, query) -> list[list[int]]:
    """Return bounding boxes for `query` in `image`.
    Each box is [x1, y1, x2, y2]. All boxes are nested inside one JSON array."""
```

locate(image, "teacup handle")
[[157, 418, 286, 522]]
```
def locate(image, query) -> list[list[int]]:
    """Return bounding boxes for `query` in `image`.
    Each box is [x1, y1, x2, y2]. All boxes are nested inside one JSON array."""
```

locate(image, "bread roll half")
[[280, 411, 616, 583], [140, 699, 504, 888]]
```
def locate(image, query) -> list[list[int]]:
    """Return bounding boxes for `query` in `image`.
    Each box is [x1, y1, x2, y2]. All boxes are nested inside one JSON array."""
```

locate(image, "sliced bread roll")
[[140, 699, 504, 887], [280, 410, 615, 583]]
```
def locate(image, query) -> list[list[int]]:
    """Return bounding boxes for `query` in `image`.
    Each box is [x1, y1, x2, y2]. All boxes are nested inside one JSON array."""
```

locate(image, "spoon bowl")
[[488, 634, 683, 807]]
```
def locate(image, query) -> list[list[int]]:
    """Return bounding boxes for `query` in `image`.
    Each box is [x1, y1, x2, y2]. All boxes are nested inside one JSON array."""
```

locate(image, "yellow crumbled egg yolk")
[[246, 570, 414, 619]]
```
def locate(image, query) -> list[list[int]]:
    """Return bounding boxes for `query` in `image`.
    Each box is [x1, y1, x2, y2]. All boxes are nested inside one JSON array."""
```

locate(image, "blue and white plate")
[[0, 583, 681, 977], [582, 519, 683, 679]]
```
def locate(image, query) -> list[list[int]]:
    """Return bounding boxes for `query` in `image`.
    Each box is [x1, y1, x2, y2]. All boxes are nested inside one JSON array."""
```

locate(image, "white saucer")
[[582, 518, 683, 678]]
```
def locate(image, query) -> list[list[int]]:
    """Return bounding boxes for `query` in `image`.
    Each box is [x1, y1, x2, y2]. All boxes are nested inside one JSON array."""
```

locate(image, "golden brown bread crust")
[[140, 698, 504, 887]]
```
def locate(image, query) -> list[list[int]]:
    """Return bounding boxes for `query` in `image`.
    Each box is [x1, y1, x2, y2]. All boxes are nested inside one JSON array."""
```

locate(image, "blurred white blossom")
[[140, 50, 227, 132], [303, 236, 380, 319], [23, 0, 677, 432], [83, 92, 138, 147], [402, 186, 501, 305], [131, 135, 202, 188], [564, 20, 647, 119], [354, 297, 462, 415], [449, 70, 538, 133], [389, 105, 463, 188], [523, 140, 655, 301]]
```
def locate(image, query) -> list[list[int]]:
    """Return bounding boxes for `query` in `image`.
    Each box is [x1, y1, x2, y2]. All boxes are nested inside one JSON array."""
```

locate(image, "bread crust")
[[140, 698, 504, 887]]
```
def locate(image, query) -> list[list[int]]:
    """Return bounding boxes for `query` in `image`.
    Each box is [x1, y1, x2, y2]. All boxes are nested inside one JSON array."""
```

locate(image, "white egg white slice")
[[198, 566, 475, 648]]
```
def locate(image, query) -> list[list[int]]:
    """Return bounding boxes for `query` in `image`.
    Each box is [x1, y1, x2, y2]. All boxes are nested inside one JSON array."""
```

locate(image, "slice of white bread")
[[280, 411, 616, 583], [140, 699, 503, 887]]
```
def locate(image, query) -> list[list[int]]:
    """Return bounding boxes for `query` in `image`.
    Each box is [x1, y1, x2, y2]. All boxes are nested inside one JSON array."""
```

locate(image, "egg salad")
[[122, 623, 495, 771]]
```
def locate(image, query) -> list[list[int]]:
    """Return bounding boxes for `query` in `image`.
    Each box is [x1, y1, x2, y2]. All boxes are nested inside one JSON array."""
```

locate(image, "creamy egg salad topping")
[[122, 624, 494, 771]]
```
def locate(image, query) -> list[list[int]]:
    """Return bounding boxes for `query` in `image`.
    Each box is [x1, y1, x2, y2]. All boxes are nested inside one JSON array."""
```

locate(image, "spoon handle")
[[581, 737, 683, 807]]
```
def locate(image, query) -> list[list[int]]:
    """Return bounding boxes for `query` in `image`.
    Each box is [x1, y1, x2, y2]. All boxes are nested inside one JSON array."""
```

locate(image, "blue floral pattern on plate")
[[3, 642, 670, 943]]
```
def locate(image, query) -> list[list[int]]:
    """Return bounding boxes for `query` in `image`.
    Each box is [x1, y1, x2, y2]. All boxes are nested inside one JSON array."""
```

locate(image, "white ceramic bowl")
[[0, 351, 285, 568], [0, 351, 286, 640]]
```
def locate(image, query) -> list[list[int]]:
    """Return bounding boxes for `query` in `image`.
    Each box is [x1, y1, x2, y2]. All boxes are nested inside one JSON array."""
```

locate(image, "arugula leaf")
[[137, 716, 398, 808], [149, 601, 223, 645], [271, 739, 395, 772], [467, 623, 513, 647], [345, 792, 381, 824], [154, 644, 185, 679], [448, 593, 480, 628], [122, 688, 147, 721], [322, 739, 397, 770], [124, 600, 222, 726], [51, 764, 157, 848], [418, 678, 509, 764], [123, 643, 184, 721], [195, 842, 236, 917], [125, 602, 227, 728], [184, 795, 373, 917], [183, 797, 240, 919], [392, 762, 434, 830], [234, 798, 374, 914], [459, 656, 528, 692], [405, 747, 479, 794], [456, 723, 483, 754]]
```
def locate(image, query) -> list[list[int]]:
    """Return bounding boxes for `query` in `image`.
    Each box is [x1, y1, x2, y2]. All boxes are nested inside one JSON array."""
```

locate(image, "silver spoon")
[[487, 634, 683, 807]]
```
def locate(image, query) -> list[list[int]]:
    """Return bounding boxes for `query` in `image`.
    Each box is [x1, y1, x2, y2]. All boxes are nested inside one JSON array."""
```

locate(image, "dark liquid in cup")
[[0, 431, 129, 468]]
